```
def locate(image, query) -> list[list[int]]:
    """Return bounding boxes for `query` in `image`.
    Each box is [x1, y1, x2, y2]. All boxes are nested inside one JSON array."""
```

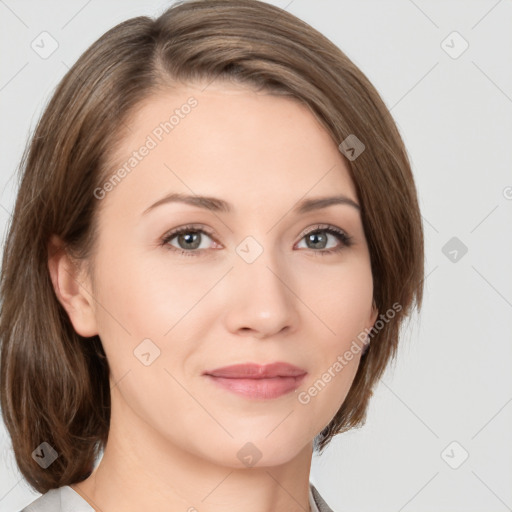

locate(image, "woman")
[[0, 0, 424, 510]]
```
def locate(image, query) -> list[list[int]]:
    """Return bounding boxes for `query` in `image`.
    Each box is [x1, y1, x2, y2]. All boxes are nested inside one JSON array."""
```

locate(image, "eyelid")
[[298, 223, 349, 239]]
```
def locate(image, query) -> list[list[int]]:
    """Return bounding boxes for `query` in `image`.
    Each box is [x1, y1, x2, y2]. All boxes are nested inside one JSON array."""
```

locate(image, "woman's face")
[[83, 81, 378, 467]]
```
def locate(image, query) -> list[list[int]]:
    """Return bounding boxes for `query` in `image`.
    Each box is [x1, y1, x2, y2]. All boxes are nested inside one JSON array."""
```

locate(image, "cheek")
[[90, 244, 218, 383], [92, 244, 202, 335], [293, 259, 373, 423], [300, 255, 374, 339]]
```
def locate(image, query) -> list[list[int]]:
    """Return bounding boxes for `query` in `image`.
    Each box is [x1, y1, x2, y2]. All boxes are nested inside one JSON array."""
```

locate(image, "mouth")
[[203, 362, 307, 400]]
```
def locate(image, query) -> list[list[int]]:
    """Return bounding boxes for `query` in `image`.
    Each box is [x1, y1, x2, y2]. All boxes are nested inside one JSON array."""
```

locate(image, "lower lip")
[[205, 374, 306, 399]]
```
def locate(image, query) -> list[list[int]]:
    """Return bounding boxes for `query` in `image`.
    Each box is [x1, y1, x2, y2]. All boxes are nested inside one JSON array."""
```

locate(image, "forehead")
[[100, 81, 358, 215]]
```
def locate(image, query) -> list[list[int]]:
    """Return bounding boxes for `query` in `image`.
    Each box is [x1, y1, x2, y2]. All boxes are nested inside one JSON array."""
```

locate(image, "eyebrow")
[[142, 192, 360, 215]]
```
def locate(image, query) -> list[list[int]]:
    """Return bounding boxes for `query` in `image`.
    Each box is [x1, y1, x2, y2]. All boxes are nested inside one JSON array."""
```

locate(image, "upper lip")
[[204, 362, 307, 379]]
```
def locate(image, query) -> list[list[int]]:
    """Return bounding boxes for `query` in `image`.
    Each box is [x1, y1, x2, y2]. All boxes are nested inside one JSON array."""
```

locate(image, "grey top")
[[20, 482, 334, 511]]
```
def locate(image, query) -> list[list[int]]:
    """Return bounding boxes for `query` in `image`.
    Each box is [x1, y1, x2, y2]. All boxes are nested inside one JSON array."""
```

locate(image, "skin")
[[49, 80, 378, 512]]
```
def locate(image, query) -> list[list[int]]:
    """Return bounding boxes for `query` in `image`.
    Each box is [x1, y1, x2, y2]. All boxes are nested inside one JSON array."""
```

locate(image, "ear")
[[363, 299, 379, 342], [361, 300, 379, 356], [47, 235, 98, 337], [369, 299, 379, 328]]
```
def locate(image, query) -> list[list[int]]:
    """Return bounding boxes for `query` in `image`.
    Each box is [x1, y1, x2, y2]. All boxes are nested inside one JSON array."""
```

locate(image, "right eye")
[[160, 225, 219, 257]]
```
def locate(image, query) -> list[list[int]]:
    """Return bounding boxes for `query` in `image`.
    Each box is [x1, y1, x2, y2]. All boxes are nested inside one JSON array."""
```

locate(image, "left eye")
[[295, 225, 353, 254]]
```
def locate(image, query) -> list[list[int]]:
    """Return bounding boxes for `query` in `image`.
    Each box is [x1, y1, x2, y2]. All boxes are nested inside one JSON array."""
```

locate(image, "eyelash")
[[160, 223, 353, 257]]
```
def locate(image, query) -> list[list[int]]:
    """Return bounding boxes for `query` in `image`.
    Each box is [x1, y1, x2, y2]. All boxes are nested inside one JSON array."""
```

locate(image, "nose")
[[222, 247, 300, 339]]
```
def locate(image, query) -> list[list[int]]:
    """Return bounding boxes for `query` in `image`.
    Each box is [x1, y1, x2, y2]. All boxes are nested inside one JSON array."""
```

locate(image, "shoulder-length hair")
[[0, 0, 424, 493]]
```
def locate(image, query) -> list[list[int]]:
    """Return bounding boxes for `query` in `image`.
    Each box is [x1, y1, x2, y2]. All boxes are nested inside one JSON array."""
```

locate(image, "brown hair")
[[0, 0, 424, 493]]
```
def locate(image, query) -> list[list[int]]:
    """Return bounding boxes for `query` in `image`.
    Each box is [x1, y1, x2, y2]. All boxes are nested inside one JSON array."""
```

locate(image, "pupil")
[[180, 232, 200, 249], [309, 232, 326, 249]]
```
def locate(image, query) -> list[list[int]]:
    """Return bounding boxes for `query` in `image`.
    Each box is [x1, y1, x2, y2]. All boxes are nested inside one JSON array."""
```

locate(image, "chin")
[[199, 430, 312, 469]]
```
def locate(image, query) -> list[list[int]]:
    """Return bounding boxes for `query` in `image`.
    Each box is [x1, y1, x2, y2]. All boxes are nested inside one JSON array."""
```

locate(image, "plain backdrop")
[[1, 1, 511, 511]]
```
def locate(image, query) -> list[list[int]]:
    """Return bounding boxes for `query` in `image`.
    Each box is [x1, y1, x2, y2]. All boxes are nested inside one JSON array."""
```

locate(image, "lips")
[[205, 362, 306, 378], [203, 362, 307, 399]]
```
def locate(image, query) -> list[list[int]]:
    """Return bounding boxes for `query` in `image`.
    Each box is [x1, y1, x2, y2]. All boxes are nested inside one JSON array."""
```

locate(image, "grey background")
[[1, 1, 511, 511]]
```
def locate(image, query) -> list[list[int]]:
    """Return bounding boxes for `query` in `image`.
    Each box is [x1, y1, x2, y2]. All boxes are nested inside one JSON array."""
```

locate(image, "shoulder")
[[310, 482, 336, 512], [20, 488, 62, 512], [20, 485, 95, 512]]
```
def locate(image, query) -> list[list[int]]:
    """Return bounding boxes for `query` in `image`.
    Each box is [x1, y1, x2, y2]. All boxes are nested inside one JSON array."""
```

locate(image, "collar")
[[309, 482, 335, 512]]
